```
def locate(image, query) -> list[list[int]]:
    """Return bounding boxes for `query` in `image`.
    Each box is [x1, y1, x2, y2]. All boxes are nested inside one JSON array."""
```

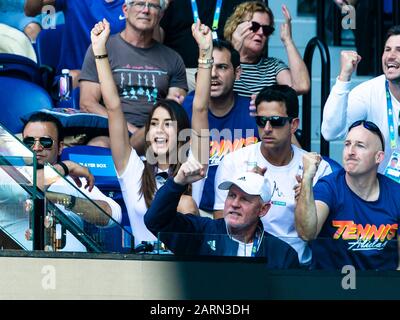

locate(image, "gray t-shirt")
[[80, 34, 188, 127]]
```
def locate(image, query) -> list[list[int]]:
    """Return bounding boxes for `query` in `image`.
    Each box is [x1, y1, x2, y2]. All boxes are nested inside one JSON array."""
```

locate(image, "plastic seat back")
[[0, 76, 53, 133], [0, 53, 43, 86], [35, 25, 64, 71]]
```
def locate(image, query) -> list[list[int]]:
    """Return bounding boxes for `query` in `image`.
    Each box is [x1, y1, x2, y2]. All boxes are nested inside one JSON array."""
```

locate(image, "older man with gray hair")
[[79, 0, 188, 147], [144, 157, 299, 268]]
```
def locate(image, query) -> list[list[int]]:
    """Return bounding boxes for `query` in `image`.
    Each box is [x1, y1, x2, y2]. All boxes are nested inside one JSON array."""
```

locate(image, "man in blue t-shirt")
[[295, 120, 400, 270], [183, 40, 259, 218], [25, 0, 126, 87]]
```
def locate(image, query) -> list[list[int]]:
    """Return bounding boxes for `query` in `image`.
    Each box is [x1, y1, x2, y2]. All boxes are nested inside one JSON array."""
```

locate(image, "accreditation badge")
[[384, 151, 400, 183]]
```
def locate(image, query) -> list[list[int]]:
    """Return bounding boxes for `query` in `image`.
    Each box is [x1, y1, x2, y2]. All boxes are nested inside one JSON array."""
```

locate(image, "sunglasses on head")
[[23, 136, 54, 149], [250, 21, 275, 37], [255, 116, 292, 127], [348, 120, 385, 151]]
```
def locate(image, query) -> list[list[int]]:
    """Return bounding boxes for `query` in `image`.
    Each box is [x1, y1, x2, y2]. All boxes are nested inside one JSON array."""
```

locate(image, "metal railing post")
[[302, 37, 331, 156]]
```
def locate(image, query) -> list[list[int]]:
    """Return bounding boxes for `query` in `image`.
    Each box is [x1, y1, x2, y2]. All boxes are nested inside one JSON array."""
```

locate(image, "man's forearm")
[[144, 178, 186, 234], [295, 176, 318, 241], [71, 197, 111, 226], [80, 101, 109, 116], [321, 79, 351, 140], [46, 192, 111, 226]]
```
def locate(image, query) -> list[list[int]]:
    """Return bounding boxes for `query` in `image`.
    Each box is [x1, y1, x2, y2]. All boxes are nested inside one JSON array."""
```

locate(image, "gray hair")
[[125, 0, 168, 11]]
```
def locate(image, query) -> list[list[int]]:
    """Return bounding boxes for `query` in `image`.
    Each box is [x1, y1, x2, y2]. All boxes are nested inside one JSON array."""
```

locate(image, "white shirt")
[[118, 148, 169, 246], [322, 75, 400, 172]]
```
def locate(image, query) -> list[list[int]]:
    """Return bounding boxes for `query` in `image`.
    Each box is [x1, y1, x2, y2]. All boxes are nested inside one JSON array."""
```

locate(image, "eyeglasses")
[[348, 120, 385, 151], [128, 1, 162, 11], [23, 136, 54, 149], [255, 116, 292, 128], [249, 21, 275, 37]]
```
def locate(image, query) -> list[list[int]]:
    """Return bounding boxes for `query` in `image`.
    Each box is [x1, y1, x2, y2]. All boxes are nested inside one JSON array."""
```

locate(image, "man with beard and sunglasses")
[[214, 85, 332, 266], [223, 1, 310, 97], [295, 120, 400, 270], [0, 111, 122, 251]]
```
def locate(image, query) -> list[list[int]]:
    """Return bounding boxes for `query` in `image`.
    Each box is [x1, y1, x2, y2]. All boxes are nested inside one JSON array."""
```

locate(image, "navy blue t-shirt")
[[56, 0, 125, 73], [312, 169, 400, 270], [183, 92, 259, 211]]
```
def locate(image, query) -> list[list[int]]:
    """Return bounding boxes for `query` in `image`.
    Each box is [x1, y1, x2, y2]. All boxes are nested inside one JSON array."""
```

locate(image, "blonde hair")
[[224, 1, 274, 42]]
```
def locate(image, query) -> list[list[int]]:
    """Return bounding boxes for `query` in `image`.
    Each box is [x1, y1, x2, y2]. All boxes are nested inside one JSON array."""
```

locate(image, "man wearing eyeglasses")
[[214, 84, 332, 266], [296, 120, 400, 270], [0, 111, 122, 251], [322, 25, 400, 177], [80, 0, 188, 148], [182, 39, 259, 219]]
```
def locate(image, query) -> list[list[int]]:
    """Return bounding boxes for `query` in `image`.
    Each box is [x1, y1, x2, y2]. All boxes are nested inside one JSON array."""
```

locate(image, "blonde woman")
[[224, 1, 310, 97]]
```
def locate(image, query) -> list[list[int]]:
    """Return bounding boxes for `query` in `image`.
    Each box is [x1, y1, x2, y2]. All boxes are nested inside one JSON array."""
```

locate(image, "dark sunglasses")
[[255, 116, 292, 127], [348, 120, 385, 151], [23, 136, 54, 149], [250, 21, 275, 37]]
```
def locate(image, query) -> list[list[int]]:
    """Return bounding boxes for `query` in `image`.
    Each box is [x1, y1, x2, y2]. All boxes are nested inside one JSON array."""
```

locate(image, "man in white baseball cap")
[[144, 157, 299, 268]]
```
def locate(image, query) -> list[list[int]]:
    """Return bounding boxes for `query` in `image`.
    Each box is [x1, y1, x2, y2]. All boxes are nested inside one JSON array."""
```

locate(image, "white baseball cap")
[[218, 172, 272, 203]]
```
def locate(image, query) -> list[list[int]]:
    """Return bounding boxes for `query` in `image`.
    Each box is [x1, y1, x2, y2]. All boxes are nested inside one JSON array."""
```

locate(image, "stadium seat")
[[0, 53, 43, 86], [0, 76, 53, 133], [21, 106, 108, 139], [35, 24, 64, 72]]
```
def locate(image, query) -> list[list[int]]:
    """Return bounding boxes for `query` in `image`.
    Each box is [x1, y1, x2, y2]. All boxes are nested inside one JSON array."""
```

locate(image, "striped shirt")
[[234, 57, 288, 97]]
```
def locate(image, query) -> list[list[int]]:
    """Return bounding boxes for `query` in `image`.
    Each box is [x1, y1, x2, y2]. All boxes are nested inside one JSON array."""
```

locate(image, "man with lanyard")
[[158, 0, 253, 91], [144, 156, 299, 268], [322, 25, 400, 180]]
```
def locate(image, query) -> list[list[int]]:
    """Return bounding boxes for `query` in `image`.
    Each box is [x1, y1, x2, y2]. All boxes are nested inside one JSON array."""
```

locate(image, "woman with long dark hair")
[[90, 18, 211, 246]]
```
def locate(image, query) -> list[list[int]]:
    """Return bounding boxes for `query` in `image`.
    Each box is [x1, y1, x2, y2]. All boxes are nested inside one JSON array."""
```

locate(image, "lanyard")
[[190, 0, 223, 39], [251, 225, 265, 257], [386, 80, 397, 150], [250, 228, 261, 257], [226, 224, 263, 257]]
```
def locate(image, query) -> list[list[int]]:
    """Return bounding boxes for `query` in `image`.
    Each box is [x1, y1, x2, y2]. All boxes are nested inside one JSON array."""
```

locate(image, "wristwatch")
[[65, 195, 76, 211]]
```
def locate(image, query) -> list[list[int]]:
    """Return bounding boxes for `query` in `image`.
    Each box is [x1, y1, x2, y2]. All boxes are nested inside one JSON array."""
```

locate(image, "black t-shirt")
[[160, 0, 247, 68]]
